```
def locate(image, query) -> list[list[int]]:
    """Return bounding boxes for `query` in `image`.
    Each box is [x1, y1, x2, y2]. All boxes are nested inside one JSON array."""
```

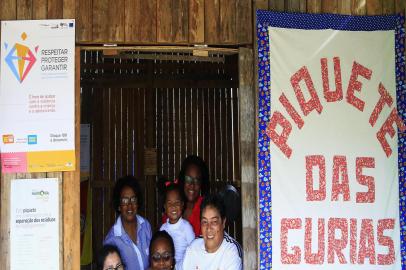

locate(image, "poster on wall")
[[0, 19, 75, 173], [256, 11, 405, 269], [10, 178, 59, 270]]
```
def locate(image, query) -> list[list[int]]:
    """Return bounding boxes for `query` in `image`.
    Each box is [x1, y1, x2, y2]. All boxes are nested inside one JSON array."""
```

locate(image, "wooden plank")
[[125, 0, 156, 43], [189, 0, 205, 43], [238, 47, 257, 270], [157, 0, 173, 43], [17, 0, 32, 20], [47, 0, 63, 19], [62, 46, 81, 270], [173, 0, 189, 43], [203, 87, 210, 188], [269, 0, 284, 11], [307, 0, 322, 13], [192, 88, 198, 154], [63, 0, 75, 19], [236, 0, 252, 44], [337, 0, 352, 14], [395, 0, 405, 13], [220, 0, 236, 43], [254, 0, 268, 10], [352, 0, 367, 15], [162, 88, 169, 178], [197, 88, 204, 158], [205, 0, 220, 44], [168, 87, 175, 178], [92, 0, 125, 42], [174, 88, 181, 179], [322, 0, 338, 13], [122, 88, 129, 174], [75, 0, 92, 42], [286, 0, 301, 12], [0, 0, 16, 20], [220, 87, 228, 184], [33, 0, 47, 19], [208, 88, 216, 191], [215, 87, 222, 187], [366, 0, 383, 14], [382, 0, 395, 14], [0, 173, 13, 270], [179, 87, 186, 163]]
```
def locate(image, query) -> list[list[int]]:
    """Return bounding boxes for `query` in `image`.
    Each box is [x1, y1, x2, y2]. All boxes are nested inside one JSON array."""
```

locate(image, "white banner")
[[268, 28, 402, 269]]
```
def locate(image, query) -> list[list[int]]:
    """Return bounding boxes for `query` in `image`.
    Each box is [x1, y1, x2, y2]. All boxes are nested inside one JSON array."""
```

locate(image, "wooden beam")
[[62, 46, 81, 270], [239, 47, 258, 270]]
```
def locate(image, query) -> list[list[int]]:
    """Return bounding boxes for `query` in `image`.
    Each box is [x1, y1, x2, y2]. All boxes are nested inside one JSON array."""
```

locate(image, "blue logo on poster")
[[28, 135, 37, 145]]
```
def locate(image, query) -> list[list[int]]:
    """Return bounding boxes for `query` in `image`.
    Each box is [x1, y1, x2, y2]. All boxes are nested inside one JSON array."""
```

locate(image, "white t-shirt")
[[160, 217, 195, 270], [182, 233, 242, 270]]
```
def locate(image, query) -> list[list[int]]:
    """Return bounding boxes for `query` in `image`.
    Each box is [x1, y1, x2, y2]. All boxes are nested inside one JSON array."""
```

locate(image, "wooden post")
[[238, 47, 258, 269]]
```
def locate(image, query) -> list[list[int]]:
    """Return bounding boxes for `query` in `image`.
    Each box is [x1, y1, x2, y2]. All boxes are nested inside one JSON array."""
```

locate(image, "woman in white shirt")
[[182, 194, 243, 270]]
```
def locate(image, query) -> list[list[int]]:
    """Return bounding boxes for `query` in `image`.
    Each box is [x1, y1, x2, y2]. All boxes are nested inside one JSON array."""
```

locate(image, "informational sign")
[[0, 20, 75, 172], [10, 178, 60, 270], [256, 12, 406, 269]]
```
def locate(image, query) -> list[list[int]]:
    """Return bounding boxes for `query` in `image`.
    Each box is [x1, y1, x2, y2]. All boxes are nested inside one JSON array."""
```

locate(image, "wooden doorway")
[[79, 47, 243, 261]]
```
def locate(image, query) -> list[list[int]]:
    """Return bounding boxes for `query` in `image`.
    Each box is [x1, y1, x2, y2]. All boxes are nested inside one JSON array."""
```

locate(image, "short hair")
[[149, 230, 176, 265], [200, 193, 226, 220], [113, 175, 143, 214], [178, 155, 210, 196], [96, 244, 123, 270]]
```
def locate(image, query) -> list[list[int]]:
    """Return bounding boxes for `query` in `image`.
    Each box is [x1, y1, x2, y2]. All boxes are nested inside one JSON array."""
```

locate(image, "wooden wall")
[[255, 0, 405, 15], [80, 50, 242, 257], [0, 0, 252, 45]]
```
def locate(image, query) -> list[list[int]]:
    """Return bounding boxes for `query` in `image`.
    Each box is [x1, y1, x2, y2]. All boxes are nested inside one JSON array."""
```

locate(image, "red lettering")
[[279, 93, 304, 129], [369, 83, 393, 127], [331, 156, 350, 201], [266, 111, 293, 158], [377, 219, 395, 265], [350, 218, 357, 264], [328, 218, 348, 264], [358, 219, 376, 264], [356, 157, 375, 203], [346, 61, 372, 111], [291, 66, 323, 116], [306, 155, 326, 201], [281, 218, 302, 264], [377, 108, 406, 157], [321, 57, 343, 102], [305, 218, 325, 264]]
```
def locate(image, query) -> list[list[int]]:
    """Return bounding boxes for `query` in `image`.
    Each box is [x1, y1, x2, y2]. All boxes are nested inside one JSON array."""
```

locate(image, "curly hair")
[[178, 155, 210, 196], [112, 175, 143, 214]]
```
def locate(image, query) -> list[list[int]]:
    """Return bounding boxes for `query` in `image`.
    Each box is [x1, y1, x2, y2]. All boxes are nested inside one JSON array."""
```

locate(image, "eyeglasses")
[[120, 196, 137, 206], [151, 252, 173, 262], [184, 175, 200, 185], [104, 263, 124, 270]]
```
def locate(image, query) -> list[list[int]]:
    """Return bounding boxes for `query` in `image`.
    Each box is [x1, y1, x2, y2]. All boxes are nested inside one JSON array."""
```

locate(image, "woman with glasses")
[[104, 176, 152, 270], [97, 245, 125, 270], [149, 231, 176, 270], [178, 155, 209, 237]]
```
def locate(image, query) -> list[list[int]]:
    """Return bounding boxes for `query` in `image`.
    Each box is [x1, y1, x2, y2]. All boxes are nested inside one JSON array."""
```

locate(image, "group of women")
[[98, 155, 243, 270]]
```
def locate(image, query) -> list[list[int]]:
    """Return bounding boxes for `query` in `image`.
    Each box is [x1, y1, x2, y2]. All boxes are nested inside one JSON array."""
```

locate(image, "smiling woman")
[[104, 176, 152, 270], [182, 194, 242, 270]]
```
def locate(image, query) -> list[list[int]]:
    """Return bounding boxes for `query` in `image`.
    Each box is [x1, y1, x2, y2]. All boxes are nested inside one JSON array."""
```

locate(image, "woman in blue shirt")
[[104, 176, 152, 270]]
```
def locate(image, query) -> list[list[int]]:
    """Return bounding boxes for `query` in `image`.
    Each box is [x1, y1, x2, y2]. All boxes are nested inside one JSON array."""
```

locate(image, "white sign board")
[[10, 178, 60, 270]]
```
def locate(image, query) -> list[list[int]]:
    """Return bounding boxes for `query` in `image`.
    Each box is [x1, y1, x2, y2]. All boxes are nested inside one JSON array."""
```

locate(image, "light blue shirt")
[[104, 215, 152, 270]]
